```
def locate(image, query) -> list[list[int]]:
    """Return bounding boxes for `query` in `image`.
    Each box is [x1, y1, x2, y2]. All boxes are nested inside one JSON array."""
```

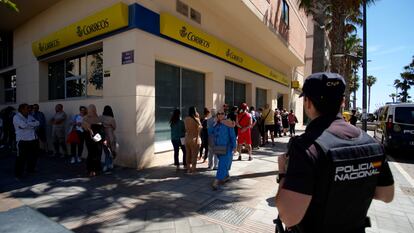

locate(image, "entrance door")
[[155, 61, 205, 142]]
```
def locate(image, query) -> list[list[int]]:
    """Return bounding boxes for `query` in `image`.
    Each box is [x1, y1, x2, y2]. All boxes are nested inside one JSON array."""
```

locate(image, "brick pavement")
[[1, 129, 414, 233]]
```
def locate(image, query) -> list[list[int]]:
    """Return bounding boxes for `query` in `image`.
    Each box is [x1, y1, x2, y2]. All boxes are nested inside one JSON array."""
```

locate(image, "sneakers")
[[76, 157, 82, 163], [237, 156, 242, 161], [70, 157, 76, 164]]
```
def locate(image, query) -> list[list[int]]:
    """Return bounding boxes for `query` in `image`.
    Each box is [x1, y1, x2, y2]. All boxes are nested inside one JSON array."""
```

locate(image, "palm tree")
[[298, 0, 330, 73], [0, 0, 18, 12], [367, 75, 377, 112], [394, 56, 414, 102], [329, 0, 376, 74], [343, 34, 362, 109], [389, 93, 396, 103], [349, 74, 360, 109]]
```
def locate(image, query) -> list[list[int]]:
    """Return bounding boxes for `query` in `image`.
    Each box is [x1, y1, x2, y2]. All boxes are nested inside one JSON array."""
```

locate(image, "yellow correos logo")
[[160, 13, 288, 86], [32, 3, 128, 57]]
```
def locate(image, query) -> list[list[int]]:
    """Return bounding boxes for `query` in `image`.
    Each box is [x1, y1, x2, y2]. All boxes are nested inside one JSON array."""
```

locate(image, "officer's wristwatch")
[[277, 173, 286, 183]]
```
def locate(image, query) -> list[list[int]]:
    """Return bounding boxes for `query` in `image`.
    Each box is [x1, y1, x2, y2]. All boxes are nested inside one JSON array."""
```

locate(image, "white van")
[[374, 103, 414, 153]]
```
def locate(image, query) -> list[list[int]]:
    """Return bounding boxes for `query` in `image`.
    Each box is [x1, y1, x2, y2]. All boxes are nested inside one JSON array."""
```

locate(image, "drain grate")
[[400, 186, 414, 196], [198, 199, 254, 226]]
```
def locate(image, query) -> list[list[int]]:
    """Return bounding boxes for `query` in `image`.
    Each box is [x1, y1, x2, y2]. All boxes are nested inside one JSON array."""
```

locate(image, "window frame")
[[281, 0, 289, 26], [47, 49, 103, 100], [2, 70, 16, 104]]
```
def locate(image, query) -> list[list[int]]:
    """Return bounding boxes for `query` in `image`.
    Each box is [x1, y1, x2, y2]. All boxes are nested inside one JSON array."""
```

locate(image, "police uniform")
[[281, 73, 394, 233]]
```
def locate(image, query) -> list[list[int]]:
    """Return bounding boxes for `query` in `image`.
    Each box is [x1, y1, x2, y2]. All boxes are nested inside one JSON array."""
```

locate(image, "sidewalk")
[[1, 130, 414, 233]]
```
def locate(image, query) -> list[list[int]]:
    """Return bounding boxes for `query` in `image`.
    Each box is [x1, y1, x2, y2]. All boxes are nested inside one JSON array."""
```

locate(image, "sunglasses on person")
[[217, 112, 225, 115]]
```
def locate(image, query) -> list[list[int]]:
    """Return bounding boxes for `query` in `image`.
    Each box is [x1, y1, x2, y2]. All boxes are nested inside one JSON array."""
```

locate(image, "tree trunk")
[[329, 2, 346, 75], [353, 89, 357, 110], [312, 13, 326, 73], [343, 59, 352, 110]]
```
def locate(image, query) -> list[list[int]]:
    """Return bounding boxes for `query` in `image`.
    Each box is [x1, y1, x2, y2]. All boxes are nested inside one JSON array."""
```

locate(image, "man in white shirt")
[[13, 103, 40, 178]]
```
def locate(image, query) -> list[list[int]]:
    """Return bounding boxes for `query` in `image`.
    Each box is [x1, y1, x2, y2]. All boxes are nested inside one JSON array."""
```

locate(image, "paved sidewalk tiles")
[[1, 130, 414, 232]]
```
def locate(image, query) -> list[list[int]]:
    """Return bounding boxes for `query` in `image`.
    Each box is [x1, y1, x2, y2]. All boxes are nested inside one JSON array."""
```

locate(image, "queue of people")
[[168, 102, 299, 190], [1, 103, 118, 179]]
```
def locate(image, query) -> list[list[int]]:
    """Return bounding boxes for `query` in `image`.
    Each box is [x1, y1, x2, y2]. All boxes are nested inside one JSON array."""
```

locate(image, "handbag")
[[213, 145, 227, 155], [66, 130, 80, 144]]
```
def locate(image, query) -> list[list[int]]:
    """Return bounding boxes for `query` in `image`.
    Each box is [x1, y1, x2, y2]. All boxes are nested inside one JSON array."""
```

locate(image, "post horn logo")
[[179, 26, 188, 38], [76, 26, 83, 37]]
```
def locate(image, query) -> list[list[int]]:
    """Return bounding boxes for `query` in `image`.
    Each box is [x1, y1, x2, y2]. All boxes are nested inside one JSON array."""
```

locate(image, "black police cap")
[[300, 72, 346, 102]]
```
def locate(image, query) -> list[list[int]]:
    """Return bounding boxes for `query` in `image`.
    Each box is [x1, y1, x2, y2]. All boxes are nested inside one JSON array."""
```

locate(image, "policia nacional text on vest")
[[275, 129, 385, 233]]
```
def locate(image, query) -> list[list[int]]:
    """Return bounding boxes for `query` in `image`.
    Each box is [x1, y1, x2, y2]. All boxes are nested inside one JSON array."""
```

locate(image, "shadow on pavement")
[[0, 152, 251, 232], [0, 132, 295, 232]]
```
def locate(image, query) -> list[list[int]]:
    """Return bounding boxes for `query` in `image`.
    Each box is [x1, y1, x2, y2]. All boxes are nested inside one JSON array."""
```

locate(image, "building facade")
[[0, 0, 307, 169]]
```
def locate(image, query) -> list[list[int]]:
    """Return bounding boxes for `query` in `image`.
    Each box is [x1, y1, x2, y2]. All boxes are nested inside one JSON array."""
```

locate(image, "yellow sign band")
[[32, 3, 129, 57], [160, 13, 288, 86]]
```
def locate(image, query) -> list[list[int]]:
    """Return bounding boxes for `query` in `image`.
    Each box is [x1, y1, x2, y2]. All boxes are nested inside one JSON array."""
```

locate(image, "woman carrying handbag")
[[209, 108, 236, 190]]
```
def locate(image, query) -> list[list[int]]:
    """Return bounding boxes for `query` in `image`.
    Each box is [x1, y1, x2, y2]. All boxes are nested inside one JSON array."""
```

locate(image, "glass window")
[[176, 0, 189, 17], [155, 62, 205, 142], [48, 49, 103, 100], [2, 70, 16, 103], [282, 0, 289, 26], [225, 79, 246, 107], [87, 50, 103, 97], [0, 31, 13, 69], [234, 82, 246, 107], [395, 107, 414, 124], [155, 62, 180, 142], [256, 88, 267, 109], [48, 60, 65, 100], [182, 68, 205, 118], [190, 8, 201, 24]]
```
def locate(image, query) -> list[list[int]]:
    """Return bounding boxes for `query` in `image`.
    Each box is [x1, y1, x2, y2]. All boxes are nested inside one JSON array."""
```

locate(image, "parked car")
[[374, 103, 414, 154]]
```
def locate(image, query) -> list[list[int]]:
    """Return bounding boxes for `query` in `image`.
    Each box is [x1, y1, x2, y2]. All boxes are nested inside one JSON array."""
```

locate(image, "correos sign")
[[32, 3, 129, 57]]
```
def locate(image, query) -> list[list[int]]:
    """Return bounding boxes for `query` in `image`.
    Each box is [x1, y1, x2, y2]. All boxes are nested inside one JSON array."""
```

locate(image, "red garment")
[[237, 112, 252, 144], [288, 113, 296, 124]]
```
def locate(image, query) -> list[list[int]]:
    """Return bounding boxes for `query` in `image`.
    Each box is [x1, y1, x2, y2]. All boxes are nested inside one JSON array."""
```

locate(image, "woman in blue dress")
[[210, 109, 236, 190]]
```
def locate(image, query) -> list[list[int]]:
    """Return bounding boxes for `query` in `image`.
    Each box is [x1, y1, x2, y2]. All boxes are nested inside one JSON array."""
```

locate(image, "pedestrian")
[[50, 104, 68, 157], [1, 106, 16, 151], [228, 106, 238, 137], [69, 106, 87, 164], [236, 103, 252, 161], [275, 72, 394, 233], [281, 109, 289, 136], [13, 103, 40, 178], [257, 108, 265, 145], [287, 110, 298, 136], [249, 106, 261, 149], [184, 106, 202, 174], [210, 108, 236, 190], [207, 108, 218, 170], [82, 104, 104, 177], [170, 109, 186, 170], [350, 109, 358, 126], [31, 104, 48, 154], [198, 107, 210, 163], [101, 105, 117, 158], [262, 104, 275, 145], [274, 109, 282, 137]]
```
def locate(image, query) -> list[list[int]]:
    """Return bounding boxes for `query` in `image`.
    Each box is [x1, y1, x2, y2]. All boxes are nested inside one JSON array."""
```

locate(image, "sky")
[[355, 0, 414, 112]]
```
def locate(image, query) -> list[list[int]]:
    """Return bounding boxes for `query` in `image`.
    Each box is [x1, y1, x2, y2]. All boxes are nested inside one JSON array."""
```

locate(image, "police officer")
[[275, 72, 394, 233]]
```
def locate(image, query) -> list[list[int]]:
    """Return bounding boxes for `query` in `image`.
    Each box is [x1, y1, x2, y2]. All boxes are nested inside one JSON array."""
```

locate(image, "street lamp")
[[362, 0, 367, 132]]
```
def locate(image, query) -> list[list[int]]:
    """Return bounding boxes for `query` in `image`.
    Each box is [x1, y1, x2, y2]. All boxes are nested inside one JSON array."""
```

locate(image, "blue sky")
[[355, 0, 414, 112]]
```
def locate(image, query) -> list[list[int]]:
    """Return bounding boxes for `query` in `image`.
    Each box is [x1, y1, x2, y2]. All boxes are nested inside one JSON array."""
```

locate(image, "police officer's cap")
[[300, 72, 346, 102]]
